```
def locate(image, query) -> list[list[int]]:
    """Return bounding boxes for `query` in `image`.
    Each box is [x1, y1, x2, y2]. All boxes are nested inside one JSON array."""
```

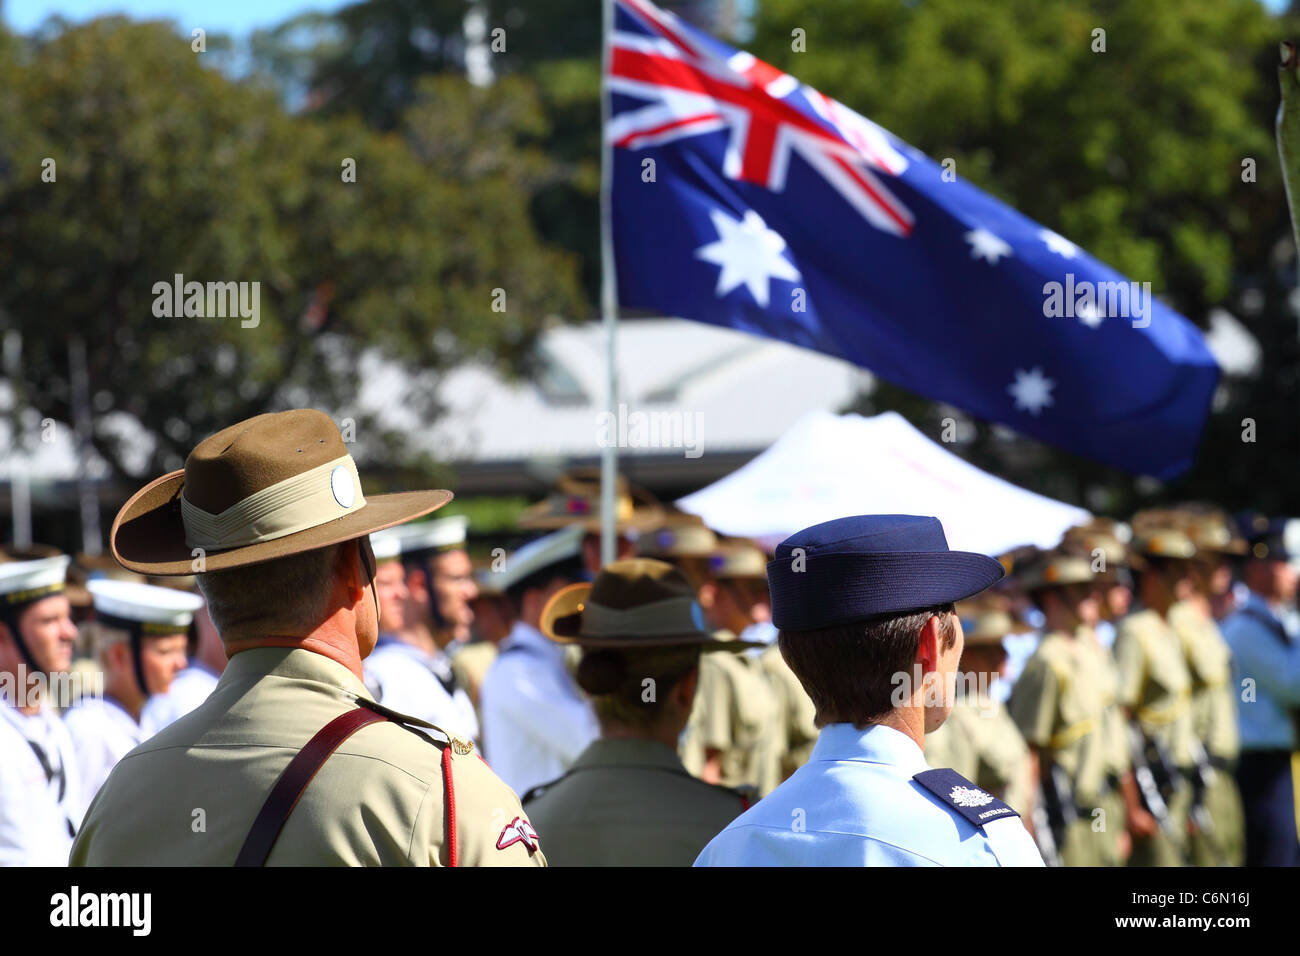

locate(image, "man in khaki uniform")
[[1009, 551, 1124, 866], [71, 409, 543, 867], [1114, 527, 1201, 867], [1060, 523, 1134, 860], [924, 603, 1033, 816], [1166, 510, 1246, 865], [523, 559, 747, 865], [681, 539, 784, 796]]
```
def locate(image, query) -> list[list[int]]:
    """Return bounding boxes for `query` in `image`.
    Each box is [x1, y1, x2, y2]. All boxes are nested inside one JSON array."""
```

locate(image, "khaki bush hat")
[[540, 558, 759, 650], [955, 599, 1032, 645], [707, 540, 769, 581], [517, 468, 664, 533], [1017, 551, 1096, 591], [637, 513, 718, 559], [110, 409, 453, 575]]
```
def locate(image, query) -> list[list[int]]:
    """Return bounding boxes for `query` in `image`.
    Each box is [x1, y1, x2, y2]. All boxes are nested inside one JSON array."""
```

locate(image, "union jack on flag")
[[607, 0, 1219, 479], [609, 0, 913, 236]]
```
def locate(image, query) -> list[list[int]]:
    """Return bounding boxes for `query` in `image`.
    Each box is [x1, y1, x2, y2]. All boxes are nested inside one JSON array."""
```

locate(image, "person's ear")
[[342, 541, 368, 600], [916, 615, 942, 675], [697, 582, 717, 609]]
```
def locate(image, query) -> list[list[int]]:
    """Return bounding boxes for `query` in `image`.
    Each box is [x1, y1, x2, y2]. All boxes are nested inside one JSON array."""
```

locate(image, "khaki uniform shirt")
[[1086, 630, 1132, 779], [1008, 630, 1110, 803], [523, 737, 746, 866], [1168, 600, 1240, 761], [1114, 609, 1197, 768], [760, 644, 819, 780], [925, 693, 1033, 815], [70, 647, 545, 867], [680, 638, 783, 795]]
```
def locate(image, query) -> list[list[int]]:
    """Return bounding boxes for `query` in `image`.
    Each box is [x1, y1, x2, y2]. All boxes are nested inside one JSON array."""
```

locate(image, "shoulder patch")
[[496, 816, 540, 854], [912, 768, 1019, 830]]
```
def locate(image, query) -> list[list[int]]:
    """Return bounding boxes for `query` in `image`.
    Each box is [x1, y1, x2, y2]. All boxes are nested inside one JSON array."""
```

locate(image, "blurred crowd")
[[2, 468, 1298, 866]]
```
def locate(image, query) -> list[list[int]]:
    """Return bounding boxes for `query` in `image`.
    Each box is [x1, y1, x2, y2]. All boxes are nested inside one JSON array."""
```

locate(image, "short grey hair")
[[197, 543, 344, 639]]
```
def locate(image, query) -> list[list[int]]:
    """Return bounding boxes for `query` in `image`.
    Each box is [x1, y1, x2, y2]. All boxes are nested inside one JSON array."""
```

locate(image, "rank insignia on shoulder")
[[496, 816, 540, 853], [351, 694, 437, 730], [448, 733, 474, 756], [911, 768, 1019, 830]]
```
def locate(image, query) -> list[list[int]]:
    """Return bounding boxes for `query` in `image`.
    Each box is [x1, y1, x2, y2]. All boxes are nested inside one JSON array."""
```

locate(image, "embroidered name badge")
[[912, 768, 1019, 830], [496, 817, 540, 853]]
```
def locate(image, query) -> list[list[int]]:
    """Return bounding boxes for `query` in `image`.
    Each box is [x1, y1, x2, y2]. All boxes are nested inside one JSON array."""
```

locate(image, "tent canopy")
[[677, 410, 1089, 557]]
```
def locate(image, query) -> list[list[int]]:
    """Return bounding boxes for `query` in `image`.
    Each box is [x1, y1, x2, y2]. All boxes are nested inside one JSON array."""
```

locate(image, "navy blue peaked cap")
[[766, 515, 1006, 630]]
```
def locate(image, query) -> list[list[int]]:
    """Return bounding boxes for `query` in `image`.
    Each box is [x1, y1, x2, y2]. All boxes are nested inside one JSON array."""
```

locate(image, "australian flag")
[[608, 0, 1220, 479]]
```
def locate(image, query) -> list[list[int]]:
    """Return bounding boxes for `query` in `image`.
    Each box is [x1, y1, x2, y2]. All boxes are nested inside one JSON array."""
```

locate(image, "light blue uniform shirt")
[[694, 723, 1044, 866], [1222, 591, 1300, 751]]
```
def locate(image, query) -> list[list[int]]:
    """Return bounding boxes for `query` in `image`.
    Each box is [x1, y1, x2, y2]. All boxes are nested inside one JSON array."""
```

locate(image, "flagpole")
[[598, 0, 619, 567]]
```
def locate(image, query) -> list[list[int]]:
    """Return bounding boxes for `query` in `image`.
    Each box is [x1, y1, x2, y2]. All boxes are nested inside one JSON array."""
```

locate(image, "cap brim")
[[539, 582, 758, 650], [110, 470, 453, 576]]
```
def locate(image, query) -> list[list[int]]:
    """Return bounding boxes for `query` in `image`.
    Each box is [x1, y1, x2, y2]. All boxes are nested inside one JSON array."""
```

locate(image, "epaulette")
[[351, 695, 475, 756], [911, 768, 1019, 831], [521, 773, 569, 805]]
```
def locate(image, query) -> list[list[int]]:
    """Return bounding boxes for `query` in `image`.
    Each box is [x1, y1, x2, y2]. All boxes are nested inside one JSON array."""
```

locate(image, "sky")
[[3, 0, 1293, 39], [3, 0, 352, 35]]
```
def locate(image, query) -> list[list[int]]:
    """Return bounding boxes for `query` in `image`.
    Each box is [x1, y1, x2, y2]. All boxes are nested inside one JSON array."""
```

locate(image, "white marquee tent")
[[677, 410, 1090, 557]]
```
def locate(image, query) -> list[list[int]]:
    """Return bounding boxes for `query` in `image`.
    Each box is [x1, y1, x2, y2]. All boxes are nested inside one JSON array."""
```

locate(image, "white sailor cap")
[[0, 556, 71, 607], [87, 579, 204, 633], [494, 525, 585, 594], [369, 515, 469, 564]]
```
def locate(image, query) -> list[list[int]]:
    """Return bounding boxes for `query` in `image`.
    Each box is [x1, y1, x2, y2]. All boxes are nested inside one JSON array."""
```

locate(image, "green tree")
[[0, 17, 583, 481], [747, 0, 1299, 512]]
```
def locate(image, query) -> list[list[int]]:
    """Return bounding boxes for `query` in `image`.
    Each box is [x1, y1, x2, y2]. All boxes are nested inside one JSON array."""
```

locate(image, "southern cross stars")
[[965, 228, 1012, 264], [695, 208, 801, 307], [1007, 367, 1055, 416]]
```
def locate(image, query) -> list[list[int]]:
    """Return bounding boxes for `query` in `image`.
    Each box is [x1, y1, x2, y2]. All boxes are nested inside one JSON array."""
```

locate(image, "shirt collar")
[[808, 722, 929, 774], [570, 737, 687, 773], [221, 646, 370, 699]]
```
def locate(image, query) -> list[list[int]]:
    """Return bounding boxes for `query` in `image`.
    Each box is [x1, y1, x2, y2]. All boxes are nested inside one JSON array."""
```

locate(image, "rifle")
[[1127, 724, 1174, 836], [1187, 739, 1229, 866], [1034, 758, 1076, 866]]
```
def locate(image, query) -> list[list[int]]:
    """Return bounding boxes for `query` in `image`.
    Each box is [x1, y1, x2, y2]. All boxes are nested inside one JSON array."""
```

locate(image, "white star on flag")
[[1008, 367, 1055, 415], [965, 228, 1013, 265], [1076, 301, 1104, 329], [1039, 229, 1078, 258], [695, 208, 801, 307]]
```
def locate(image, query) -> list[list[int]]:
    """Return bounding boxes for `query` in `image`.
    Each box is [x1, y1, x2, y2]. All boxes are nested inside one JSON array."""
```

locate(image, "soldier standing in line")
[[1114, 527, 1202, 867], [0, 555, 86, 865], [363, 518, 481, 745], [522, 559, 748, 865], [1169, 508, 1246, 866], [1009, 551, 1124, 866], [925, 601, 1034, 817], [72, 409, 543, 867], [682, 539, 783, 797]]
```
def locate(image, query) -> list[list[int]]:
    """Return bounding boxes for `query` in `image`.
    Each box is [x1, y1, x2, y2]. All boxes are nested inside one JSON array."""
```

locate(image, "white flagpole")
[[598, 0, 620, 567]]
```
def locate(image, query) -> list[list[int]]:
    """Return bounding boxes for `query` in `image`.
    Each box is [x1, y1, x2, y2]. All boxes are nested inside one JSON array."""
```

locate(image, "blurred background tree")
[[0, 16, 583, 480]]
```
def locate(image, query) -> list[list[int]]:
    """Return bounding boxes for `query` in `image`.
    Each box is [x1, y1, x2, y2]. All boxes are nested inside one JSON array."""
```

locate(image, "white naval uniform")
[[0, 702, 85, 865], [139, 664, 219, 735], [363, 637, 480, 745], [479, 621, 599, 798], [62, 696, 146, 806], [695, 723, 1044, 867]]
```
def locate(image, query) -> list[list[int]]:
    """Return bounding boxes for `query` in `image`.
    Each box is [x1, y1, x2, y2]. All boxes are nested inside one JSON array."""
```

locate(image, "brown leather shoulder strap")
[[235, 707, 389, 867]]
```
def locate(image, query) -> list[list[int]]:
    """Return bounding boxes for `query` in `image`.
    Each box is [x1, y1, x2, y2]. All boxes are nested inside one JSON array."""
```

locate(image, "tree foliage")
[[0, 17, 583, 480]]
